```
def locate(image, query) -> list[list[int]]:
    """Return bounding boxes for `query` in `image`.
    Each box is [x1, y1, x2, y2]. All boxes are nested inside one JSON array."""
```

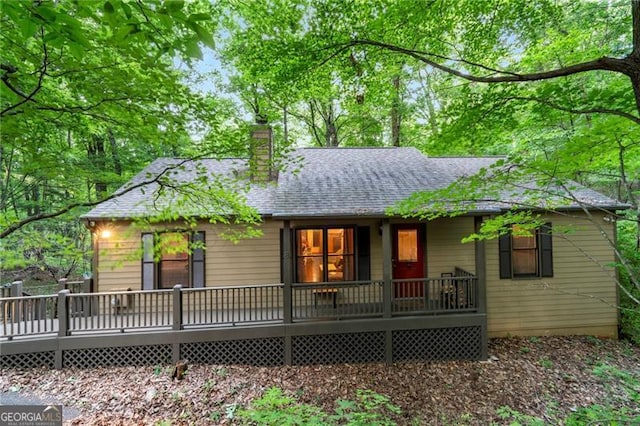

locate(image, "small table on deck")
[[312, 287, 338, 309]]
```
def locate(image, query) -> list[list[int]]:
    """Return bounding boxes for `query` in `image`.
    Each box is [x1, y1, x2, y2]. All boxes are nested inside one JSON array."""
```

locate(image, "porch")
[[0, 272, 485, 369]]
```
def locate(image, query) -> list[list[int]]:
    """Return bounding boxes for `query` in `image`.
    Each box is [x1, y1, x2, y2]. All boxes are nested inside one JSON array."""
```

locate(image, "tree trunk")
[[108, 129, 122, 177], [391, 75, 401, 147], [88, 135, 107, 199], [283, 105, 289, 146]]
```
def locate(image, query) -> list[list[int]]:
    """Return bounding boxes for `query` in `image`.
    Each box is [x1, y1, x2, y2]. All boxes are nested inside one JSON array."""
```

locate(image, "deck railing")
[[1, 271, 478, 339], [182, 284, 284, 327], [392, 276, 477, 315], [1, 294, 58, 337], [66, 289, 174, 333], [292, 281, 384, 320]]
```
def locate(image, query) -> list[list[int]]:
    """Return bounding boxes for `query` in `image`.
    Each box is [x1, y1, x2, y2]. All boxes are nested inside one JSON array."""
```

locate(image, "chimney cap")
[[255, 113, 268, 125]]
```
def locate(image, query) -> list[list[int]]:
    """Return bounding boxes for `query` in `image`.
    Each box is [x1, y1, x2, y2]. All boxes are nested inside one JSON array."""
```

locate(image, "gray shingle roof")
[[82, 147, 627, 220], [83, 158, 275, 219]]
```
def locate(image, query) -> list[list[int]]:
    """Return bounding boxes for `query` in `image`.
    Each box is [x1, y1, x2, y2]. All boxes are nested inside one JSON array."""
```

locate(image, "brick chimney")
[[249, 119, 274, 183]]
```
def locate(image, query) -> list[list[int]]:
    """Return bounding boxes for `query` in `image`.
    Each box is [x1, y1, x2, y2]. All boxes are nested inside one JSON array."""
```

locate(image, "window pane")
[[142, 234, 154, 262], [160, 260, 189, 289], [160, 233, 189, 260], [297, 229, 323, 282], [142, 263, 155, 290], [398, 230, 418, 262], [512, 226, 537, 249], [159, 233, 189, 288], [513, 250, 537, 275]]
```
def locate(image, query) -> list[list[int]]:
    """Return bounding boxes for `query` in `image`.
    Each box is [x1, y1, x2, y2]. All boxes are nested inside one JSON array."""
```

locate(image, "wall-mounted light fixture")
[[100, 229, 113, 239], [603, 215, 617, 223]]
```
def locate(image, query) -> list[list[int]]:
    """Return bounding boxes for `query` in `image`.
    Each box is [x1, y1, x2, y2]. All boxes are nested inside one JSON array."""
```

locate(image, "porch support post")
[[475, 216, 488, 360], [172, 284, 183, 331], [381, 218, 394, 363], [57, 289, 70, 338], [283, 220, 293, 324], [282, 220, 293, 365], [382, 219, 392, 319]]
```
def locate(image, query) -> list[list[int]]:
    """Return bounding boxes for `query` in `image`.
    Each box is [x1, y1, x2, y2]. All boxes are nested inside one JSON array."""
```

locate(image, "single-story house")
[[79, 124, 626, 365]]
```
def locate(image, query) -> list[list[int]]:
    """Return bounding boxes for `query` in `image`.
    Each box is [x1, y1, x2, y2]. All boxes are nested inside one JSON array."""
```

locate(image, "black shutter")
[[357, 226, 370, 281], [141, 233, 155, 290], [192, 232, 205, 288], [498, 231, 512, 279], [539, 223, 553, 277]]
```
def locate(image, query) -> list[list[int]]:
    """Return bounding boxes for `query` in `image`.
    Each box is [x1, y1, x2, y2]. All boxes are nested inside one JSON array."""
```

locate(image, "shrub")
[[236, 387, 402, 426], [617, 215, 640, 344]]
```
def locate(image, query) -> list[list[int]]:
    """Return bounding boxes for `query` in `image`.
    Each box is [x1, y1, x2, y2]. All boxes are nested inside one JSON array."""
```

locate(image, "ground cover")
[[1, 336, 638, 425]]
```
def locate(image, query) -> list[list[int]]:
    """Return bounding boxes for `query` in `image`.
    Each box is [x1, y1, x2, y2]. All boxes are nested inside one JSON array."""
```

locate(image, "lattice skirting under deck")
[[1, 325, 483, 369], [63, 344, 173, 368], [393, 326, 482, 361], [1, 351, 55, 369], [292, 332, 386, 365], [181, 337, 284, 367]]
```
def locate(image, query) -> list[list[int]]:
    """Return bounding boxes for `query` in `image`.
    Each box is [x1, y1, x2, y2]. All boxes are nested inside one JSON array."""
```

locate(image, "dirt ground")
[[1, 336, 638, 425]]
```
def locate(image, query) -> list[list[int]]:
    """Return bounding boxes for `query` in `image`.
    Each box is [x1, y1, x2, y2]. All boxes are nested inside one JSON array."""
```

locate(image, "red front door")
[[392, 224, 425, 298]]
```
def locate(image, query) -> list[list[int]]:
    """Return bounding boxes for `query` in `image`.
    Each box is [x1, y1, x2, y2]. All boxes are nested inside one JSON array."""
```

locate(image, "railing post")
[[10, 280, 23, 297], [10, 281, 23, 323], [57, 278, 68, 292], [173, 284, 183, 331], [58, 289, 70, 337]]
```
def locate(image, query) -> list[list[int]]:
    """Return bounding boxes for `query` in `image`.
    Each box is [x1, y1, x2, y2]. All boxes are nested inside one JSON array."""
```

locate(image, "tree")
[[0, 0, 240, 279]]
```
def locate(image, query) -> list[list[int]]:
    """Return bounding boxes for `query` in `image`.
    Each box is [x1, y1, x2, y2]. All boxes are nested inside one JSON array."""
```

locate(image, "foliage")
[[2, 0, 639, 295], [330, 389, 402, 426], [617, 212, 640, 343], [496, 362, 640, 425], [0, 219, 90, 282], [0, 0, 255, 277], [236, 387, 401, 426], [236, 387, 328, 425]]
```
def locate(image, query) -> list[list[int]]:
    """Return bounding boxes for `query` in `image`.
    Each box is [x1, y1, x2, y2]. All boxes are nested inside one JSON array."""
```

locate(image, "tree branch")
[[1, 29, 49, 117], [0, 158, 199, 239], [504, 95, 640, 125], [347, 39, 629, 81]]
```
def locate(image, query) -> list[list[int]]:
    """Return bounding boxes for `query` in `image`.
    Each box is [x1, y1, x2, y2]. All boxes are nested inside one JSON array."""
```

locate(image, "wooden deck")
[[1, 275, 486, 369]]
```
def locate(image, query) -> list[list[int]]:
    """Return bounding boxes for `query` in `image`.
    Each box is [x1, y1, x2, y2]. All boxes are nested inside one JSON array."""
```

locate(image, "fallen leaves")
[[1, 336, 638, 425]]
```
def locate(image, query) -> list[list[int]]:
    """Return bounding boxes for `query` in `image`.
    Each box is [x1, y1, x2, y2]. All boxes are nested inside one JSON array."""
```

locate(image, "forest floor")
[[1, 336, 639, 425]]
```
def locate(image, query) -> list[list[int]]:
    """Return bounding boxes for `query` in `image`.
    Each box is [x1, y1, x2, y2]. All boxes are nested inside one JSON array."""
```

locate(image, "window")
[[499, 223, 553, 279], [296, 227, 355, 282], [397, 229, 418, 262], [141, 232, 205, 289]]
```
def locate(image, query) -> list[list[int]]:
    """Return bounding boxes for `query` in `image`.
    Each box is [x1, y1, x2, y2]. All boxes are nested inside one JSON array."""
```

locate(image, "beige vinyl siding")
[[426, 217, 476, 277], [95, 220, 282, 291], [486, 212, 618, 338], [202, 220, 281, 286], [96, 223, 141, 292]]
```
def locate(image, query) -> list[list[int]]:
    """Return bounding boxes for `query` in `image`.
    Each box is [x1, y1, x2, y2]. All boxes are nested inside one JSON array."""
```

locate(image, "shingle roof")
[[83, 157, 275, 219], [82, 147, 627, 220]]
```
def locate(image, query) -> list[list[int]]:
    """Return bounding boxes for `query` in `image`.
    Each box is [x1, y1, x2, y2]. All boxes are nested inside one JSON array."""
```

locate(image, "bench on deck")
[[312, 287, 338, 309]]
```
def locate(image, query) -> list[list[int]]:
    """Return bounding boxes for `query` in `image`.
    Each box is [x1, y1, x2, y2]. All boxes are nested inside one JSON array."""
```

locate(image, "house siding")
[[96, 223, 141, 292], [426, 217, 476, 277], [95, 220, 282, 291], [485, 212, 618, 338], [202, 220, 281, 286]]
